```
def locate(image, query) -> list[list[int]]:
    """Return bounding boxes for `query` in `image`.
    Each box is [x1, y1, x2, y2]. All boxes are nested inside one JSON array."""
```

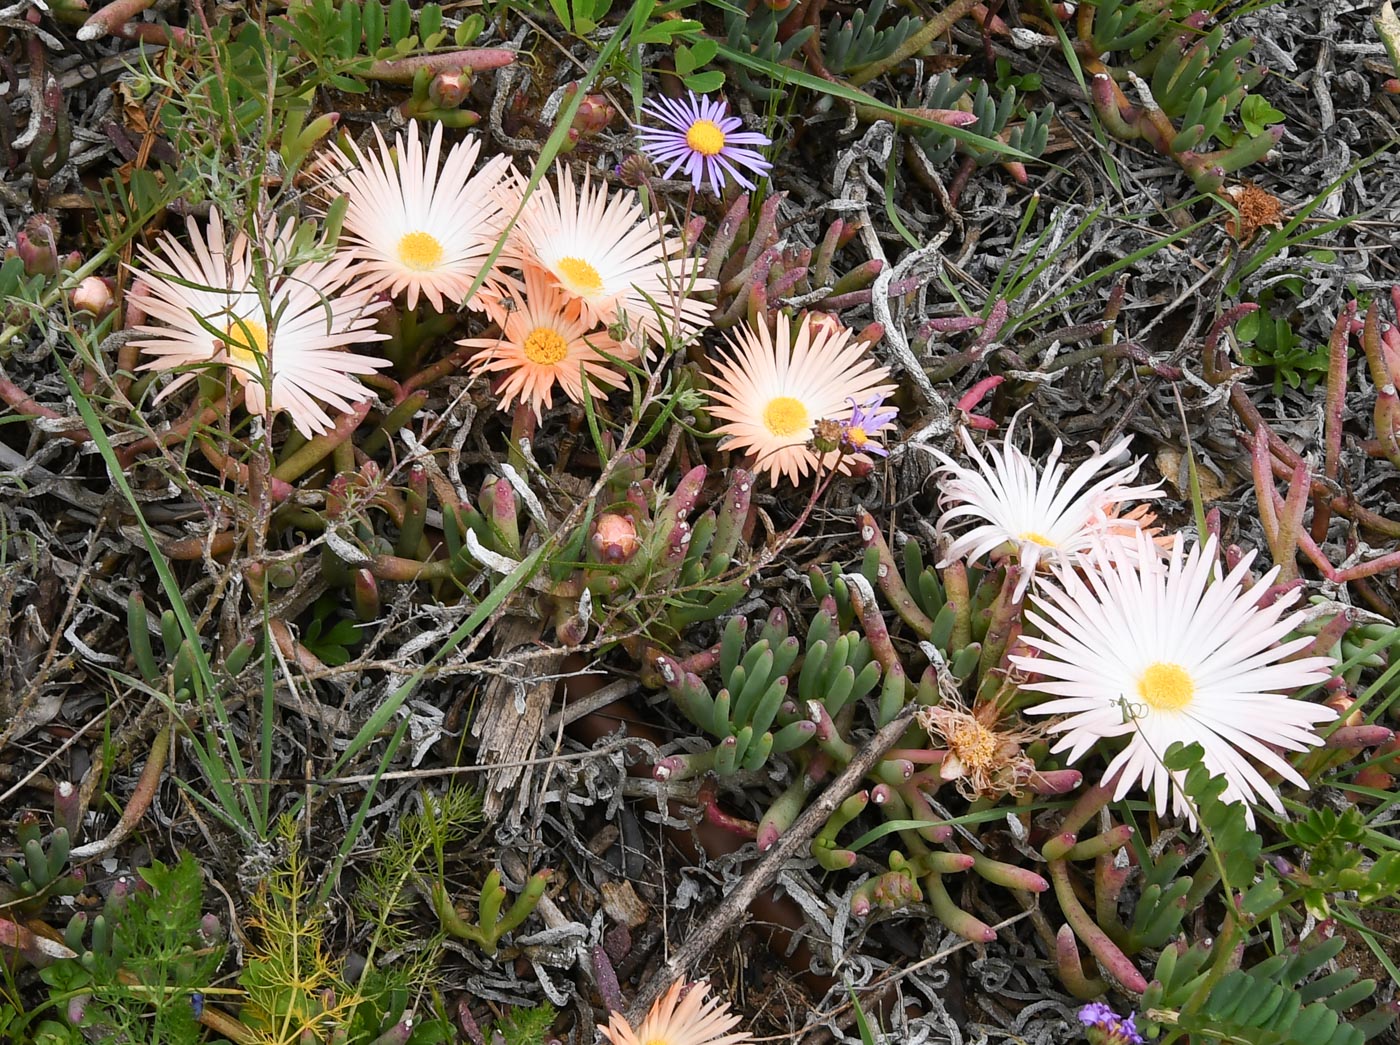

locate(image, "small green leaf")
[[683, 69, 725, 92], [1240, 94, 1286, 136]]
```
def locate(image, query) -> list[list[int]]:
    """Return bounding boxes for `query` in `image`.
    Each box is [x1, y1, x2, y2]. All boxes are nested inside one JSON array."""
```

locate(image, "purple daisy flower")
[[634, 91, 773, 195], [1078, 1003, 1144, 1045], [840, 394, 899, 457]]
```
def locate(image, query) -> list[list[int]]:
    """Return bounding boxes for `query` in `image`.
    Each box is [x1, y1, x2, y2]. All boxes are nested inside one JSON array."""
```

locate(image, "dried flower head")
[[318, 119, 515, 312], [459, 265, 637, 421], [499, 163, 715, 351], [704, 313, 895, 486], [916, 698, 1041, 799], [1014, 533, 1339, 826], [1223, 182, 1285, 244], [128, 212, 388, 438], [933, 417, 1164, 601], [599, 980, 751, 1045], [634, 91, 773, 195]]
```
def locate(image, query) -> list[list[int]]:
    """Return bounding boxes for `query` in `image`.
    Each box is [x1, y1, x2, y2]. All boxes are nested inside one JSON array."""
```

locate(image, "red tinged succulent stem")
[[272, 400, 372, 483], [1049, 858, 1148, 993], [1057, 924, 1110, 999], [77, 0, 154, 40], [1314, 307, 1354, 543], [365, 49, 515, 83]]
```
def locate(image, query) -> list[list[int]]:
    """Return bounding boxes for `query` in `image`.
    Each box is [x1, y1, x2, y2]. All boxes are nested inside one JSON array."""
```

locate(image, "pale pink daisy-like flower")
[[1013, 533, 1338, 826], [127, 212, 388, 438], [459, 265, 638, 421], [703, 313, 896, 486], [498, 163, 715, 351], [598, 980, 751, 1045], [932, 419, 1164, 601], [634, 91, 773, 195], [318, 119, 515, 312]]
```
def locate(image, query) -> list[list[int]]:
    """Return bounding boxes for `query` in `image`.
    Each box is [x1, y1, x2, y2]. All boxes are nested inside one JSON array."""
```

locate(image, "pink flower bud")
[[15, 215, 61, 276], [573, 94, 617, 135], [428, 70, 471, 109], [592, 513, 639, 563], [71, 276, 115, 317], [803, 311, 845, 339]]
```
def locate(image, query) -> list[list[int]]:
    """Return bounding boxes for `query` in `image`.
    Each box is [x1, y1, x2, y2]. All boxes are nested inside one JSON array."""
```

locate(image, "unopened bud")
[[803, 311, 845, 339], [428, 70, 471, 109], [1324, 692, 1363, 727], [592, 513, 639, 563], [71, 276, 115, 317], [199, 913, 225, 945], [573, 94, 616, 135], [16, 215, 61, 276], [616, 154, 651, 187]]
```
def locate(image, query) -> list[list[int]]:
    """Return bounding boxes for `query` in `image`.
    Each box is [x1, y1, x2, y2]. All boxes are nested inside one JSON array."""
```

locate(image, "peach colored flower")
[[498, 163, 714, 351], [703, 313, 895, 486], [319, 119, 515, 312], [127, 211, 387, 438], [459, 265, 637, 420], [598, 981, 751, 1045]]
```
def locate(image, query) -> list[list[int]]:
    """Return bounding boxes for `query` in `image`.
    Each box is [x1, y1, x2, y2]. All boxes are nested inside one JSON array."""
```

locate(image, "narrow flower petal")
[[599, 981, 751, 1045]]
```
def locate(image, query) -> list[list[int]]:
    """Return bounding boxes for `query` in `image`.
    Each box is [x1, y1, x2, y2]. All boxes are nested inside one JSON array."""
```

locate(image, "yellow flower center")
[[221, 319, 268, 369], [846, 426, 869, 447], [1136, 662, 1195, 712], [946, 718, 998, 771], [685, 118, 727, 157], [556, 256, 604, 295], [523, 326, 568, 366], [763, 396, 810, 438], [397, 231, 444, 271], [1019, 531, 1056, 547]]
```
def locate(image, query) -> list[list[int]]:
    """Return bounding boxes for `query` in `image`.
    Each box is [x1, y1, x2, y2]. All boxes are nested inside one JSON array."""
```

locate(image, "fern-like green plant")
[[487, 1003, 558, 1045], [32, 854, 223, 1045], [353, 786, 482, 959], [240, 819, 452, 1045], [1134, 744, 1399, 1045]]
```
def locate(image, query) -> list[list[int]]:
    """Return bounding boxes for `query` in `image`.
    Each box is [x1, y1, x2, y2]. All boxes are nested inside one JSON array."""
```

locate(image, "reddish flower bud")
[[71, 276, 115, 317], [592, 513, 639, 563]]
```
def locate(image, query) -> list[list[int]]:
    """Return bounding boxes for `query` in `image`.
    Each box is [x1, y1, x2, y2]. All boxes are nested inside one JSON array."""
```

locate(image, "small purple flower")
[[1078, 1003, 1144, 1045], [634, 91, 773, 195], [840, 394, 898, 457]]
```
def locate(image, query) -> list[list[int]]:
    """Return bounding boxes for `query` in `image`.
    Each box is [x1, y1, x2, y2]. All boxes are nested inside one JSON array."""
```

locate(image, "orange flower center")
[[1019, 531, 1056, 547], [1136, 662, 1194, 712], [763, 396, 809, 438], [685, 119, 727, 156], [946, 717, 998, 771], [523, 326, 568, 366], [221, 318, 267, 369], [556, 256, 604, 295], [397, 231, 444, 271]]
